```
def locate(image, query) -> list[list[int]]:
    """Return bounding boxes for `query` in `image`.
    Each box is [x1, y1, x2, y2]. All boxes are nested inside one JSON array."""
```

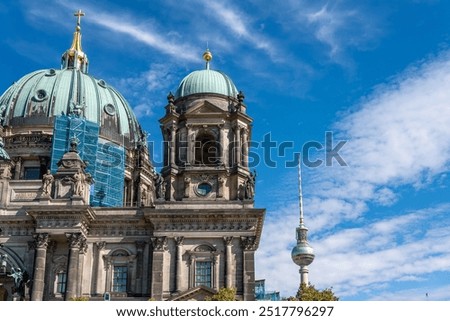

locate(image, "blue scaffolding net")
[[51, 115, 124, 207]]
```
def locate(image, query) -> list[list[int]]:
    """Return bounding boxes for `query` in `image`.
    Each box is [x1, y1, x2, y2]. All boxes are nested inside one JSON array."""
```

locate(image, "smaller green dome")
[[175, 69, 238, 99]]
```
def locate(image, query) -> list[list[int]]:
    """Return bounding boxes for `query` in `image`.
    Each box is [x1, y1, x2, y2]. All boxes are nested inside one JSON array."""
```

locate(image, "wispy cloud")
[[311, 204, 450, 299], [115, 63, 180, 119], [23, 0, 199, 62], [257, 51, 450, 299], [201, 1, 280, 61], [90, 12, 198, 62], [281, 0, 382, 64], [304, 3, 363, 58], [258, 202, 450, 299], [307, 51, 450, 232]]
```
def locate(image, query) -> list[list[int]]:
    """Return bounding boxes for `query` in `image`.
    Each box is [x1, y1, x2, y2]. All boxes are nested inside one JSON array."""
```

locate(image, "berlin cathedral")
[[0, 11, 265, 301]]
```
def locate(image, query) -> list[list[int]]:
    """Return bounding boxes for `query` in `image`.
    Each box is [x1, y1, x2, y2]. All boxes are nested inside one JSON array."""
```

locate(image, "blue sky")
[[1, 0, 450, 300]]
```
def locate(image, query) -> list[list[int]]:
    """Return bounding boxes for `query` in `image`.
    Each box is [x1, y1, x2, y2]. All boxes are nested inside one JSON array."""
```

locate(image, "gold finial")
[[202, 49, 212, 70], [62, 10, 89, 73], [70, 10, 85, 53], [74, 10, 85, 28]]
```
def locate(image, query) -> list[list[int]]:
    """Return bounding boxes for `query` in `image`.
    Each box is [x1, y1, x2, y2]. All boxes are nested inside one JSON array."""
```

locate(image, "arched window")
[[51, 256, 68, 299], [194, 132, 218, 166], [103, 249, 136, 297], [56, 271, 67, 294], [188, 244, 219, 290]]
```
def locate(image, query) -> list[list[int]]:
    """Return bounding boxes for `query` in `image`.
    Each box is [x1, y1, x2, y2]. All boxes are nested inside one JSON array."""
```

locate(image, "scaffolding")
[[50, 115, 124, 207]]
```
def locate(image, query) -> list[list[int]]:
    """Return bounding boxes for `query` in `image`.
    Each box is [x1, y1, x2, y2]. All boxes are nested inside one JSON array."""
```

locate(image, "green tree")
[[206, 287, 236, 301], [286, 283, 339, 301]]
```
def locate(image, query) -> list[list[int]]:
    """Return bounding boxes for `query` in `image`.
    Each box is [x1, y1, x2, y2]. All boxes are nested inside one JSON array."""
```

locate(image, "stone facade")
[[0, 147, 264, 301], [0, 15, 264, 301]]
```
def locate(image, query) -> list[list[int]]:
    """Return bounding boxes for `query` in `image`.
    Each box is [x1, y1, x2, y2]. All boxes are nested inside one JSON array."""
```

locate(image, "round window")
[[197, 183, 212, 196], [34, 89, 48, 102], [104, 103, 116, 116]]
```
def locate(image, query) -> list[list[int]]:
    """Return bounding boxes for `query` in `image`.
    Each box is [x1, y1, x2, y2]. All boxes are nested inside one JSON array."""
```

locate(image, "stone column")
[[224, 237, 233, 288], [104, 257, 112, 293], [174, 237, 184, 293], [213, 254, 220, 290], [242, 128, 249, 168], [162, 129, 169, 167], [93, 241, 106, 296], [179, 126, 188, 163], [150, 237, 167, 300], [77, 240, 87, 297], [186, 125, 193, 165], [31, 233, 49, 301], [240, 237, 257, 301], [43, 241, 56, 300], [218, 124, 225, 165], [235, 125, 241, 166], [170, 125, 176, 166], [135, 241, 146, 295], [65, 233, 85, 300]]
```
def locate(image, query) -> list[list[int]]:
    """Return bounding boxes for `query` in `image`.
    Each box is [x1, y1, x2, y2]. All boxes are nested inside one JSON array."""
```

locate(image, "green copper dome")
[[174, 49, 238, 99], [0, 11, 144, 148], [0, 68, 143, 146], [175, 69, 239, 99]]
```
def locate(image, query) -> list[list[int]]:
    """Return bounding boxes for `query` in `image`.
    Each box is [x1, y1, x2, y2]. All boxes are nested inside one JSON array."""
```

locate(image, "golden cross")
[[74, 10, 85, 26]]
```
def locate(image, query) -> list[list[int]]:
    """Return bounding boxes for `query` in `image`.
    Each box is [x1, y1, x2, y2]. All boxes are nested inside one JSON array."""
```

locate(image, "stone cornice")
[[144, 208, 265, 248], [25, 205, 96, 236]]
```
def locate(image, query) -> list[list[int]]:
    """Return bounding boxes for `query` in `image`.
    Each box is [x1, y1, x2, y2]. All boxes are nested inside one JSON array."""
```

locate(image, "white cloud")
[[24, 0, 199, 62], [257, 51, 450, 299], [86, 13, 198, 62], [307, 52, 450, 231], [201, 1, 279, 60], [113, 63, 180, 119], [280, 0, 382, 63]]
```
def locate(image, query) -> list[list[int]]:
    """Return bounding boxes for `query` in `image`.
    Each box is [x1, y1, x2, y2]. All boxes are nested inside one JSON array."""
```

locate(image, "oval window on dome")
[[34, 89, 48, 102], [45, 69, 56, 76], [196, 182, 212, 196], [104, 103, 116, 116], [98, 79, 107, 88]]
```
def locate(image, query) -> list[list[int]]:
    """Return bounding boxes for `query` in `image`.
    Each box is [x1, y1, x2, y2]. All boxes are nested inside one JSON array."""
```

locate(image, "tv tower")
[[291, 159, 315, 287]]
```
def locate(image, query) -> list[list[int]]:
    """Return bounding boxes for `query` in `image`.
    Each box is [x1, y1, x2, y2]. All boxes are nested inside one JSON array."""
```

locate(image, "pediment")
[[186, 101, 225, 115], [168, 285, 217, 301]]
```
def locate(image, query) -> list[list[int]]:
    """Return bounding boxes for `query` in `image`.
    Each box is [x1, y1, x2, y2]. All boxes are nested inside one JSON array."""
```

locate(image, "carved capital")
[[174, 236, 184, 246], [232, 124, 243, 132], [33, 233, 49, 249], [240, 236, 257, 251], [80, 239, 88, 254], [66, 233, 85, 249], [151, 236, 168, 252], [224, 236, 233, 246], [96, 241, 106, 251]]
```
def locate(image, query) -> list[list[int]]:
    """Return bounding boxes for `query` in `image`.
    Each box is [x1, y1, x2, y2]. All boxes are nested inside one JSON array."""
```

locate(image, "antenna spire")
[[291, 154, 315, 287], [298, 156, 304, 226]]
